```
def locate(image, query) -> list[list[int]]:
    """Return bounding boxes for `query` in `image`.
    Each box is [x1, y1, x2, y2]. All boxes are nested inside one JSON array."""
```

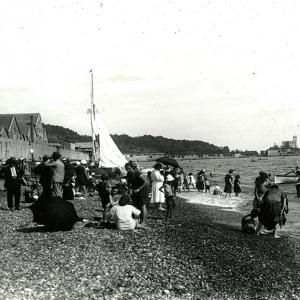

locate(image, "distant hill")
[[44, 124, 224, 155], [44, 124, 91, 143]]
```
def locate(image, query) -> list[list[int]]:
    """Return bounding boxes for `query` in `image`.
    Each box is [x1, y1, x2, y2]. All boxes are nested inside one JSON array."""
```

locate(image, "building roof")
[[0, 114, 14, 131], [0, 125, 8, 137], [14, 113, 40, 135]]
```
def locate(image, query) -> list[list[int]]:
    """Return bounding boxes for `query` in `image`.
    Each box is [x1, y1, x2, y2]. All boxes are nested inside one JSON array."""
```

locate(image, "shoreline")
[[0, 191, 299, 299]]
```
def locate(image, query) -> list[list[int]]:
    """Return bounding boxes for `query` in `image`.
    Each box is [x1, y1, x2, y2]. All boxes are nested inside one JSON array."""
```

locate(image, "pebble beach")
[[0, 190, 299, 300]]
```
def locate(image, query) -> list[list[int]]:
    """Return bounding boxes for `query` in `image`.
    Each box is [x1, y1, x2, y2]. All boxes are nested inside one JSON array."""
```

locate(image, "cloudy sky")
[[0, 0, 299, 151]]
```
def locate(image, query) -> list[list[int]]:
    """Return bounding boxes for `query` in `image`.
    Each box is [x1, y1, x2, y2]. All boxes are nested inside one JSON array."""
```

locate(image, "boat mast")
[[90, 69, 96, 161]]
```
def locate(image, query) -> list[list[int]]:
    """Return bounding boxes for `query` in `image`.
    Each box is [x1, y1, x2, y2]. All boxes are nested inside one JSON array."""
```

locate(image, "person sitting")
[[107, 194, 141, 231], [241, 209, 258, 234], [213, 186, 222, 195]]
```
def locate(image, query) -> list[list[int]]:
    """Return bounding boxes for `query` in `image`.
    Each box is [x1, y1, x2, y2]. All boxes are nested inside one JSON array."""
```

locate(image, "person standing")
[[35, 155, 52, 196], [234, 174, 242, 196], [295, 167, 300, 197], [3, 157, 25, 210], [125, 162, 149, 228], [159, 174, 176, 220], [224, 169, 234, 198], [45, 152, 65, 198], [150, 163, 165, 211], [75, 160, 88, 197]]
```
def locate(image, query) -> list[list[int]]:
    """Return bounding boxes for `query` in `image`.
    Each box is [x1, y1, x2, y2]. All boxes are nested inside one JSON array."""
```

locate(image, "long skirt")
[[151, 181, 165, 204], [258, 188, 286, 230]]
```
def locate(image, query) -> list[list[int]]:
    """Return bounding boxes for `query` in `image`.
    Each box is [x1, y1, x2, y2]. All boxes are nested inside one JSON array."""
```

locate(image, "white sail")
[[89, 70, 127, 168], [94, 115, 127, 168]]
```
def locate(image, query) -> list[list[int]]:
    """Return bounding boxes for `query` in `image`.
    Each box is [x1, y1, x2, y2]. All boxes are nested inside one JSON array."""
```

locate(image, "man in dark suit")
[[4, 157, 25, 211]]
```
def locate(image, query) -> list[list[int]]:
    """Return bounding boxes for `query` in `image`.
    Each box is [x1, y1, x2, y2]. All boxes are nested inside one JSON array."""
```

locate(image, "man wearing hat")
[[45, 152, 65, 197], [3, 157, 24, 210]]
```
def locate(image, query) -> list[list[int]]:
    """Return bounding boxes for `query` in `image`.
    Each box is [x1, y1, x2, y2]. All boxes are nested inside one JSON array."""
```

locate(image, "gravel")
[[0, 190, 299, 300]]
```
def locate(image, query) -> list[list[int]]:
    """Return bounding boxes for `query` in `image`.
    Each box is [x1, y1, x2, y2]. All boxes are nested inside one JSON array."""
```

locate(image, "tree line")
[[44, 124, 258, 156]]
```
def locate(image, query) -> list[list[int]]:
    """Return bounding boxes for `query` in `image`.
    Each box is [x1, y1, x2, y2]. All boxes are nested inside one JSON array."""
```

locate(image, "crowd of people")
[[0, 153, 293, 238]]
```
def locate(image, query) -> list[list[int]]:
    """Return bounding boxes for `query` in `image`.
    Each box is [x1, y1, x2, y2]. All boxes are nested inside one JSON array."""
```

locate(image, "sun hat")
[[81, 159, 87, 165], [166, 174, 174, 182]]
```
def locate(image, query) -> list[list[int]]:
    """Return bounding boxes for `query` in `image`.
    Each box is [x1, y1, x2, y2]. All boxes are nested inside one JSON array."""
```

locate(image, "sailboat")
[[89, 70, 127, 169]]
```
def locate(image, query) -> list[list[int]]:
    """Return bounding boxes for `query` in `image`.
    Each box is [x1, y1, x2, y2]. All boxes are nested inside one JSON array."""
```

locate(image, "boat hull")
[[274, 175, 299, 184]]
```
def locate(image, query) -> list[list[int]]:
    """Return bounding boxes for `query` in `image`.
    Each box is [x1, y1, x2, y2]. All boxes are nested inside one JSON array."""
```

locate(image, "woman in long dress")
[[150, 163, 165, 211]]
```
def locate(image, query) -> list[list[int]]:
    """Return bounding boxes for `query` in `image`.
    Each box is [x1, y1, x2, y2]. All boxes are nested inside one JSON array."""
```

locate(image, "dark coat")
[[3, 166, 24, 189]]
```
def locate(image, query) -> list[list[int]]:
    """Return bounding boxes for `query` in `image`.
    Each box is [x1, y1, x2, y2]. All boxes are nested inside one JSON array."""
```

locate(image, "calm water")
[[142, 156, 300, 240]]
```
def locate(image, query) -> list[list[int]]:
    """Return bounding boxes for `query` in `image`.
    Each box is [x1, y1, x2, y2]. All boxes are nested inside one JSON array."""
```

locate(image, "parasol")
[[156, 156, 180, 168], [29, 196, 81, 231]]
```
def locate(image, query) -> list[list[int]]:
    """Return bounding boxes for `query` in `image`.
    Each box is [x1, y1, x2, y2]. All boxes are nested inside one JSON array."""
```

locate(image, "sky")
[[0, 0, 300, 151]]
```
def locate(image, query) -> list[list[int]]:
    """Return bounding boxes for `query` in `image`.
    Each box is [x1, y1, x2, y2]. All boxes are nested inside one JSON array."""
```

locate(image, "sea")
[[141, 156, 300, 240]]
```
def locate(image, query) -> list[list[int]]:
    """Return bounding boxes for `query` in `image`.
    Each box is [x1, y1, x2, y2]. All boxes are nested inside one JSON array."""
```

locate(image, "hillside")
[[44, 124, 224, 155]]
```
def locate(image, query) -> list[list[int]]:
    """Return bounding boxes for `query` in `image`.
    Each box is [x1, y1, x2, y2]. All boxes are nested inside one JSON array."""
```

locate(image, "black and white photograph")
[[0, 1, 299, 299]]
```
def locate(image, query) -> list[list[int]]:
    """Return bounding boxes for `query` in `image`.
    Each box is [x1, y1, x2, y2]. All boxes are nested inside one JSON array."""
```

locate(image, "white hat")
[[166, 174, 174, 182], [81, 159, 87, 165], [76, 161, 81, 166]]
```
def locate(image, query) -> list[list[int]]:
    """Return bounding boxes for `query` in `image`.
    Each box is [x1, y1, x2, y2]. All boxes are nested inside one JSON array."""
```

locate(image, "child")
[[241, 209, 258, 234], [204, 177, 210, 193], [183, 174, 189, 191], [159, 174, 176, 219], [234, 174, 241, 196], [188, 173, 196, 190], [213, 186, 222, 195], [96, 175, 112, 222], [177, 173, 183, 194]]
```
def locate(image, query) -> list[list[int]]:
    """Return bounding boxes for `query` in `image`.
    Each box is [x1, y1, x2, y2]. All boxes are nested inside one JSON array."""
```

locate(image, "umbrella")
[[29, 196, 81, 231], [156, 156, 180, 168]]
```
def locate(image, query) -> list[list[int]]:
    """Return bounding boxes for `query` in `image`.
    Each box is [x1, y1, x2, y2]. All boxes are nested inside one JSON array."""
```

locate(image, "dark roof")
[[0, 126, 8, 137], [14, 113, 39, 125], [0, 115, 14, 131], [14, 113, 40, 135]]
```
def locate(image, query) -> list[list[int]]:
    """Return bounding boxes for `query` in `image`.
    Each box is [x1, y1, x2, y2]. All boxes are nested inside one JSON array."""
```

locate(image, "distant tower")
[[293, 136, 297, 148]]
